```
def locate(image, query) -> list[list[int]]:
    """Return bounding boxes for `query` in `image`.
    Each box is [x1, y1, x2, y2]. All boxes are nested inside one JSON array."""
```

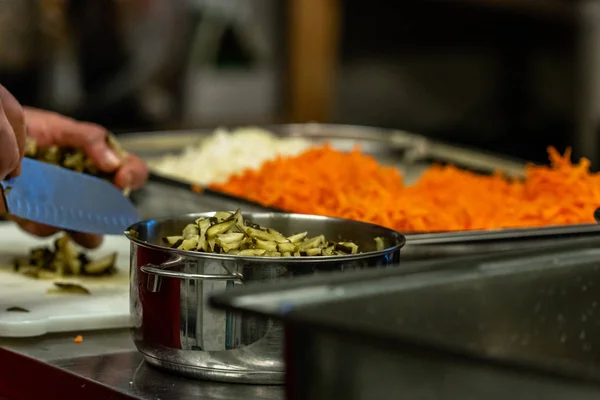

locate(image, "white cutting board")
[[0, 222, 131, 337]]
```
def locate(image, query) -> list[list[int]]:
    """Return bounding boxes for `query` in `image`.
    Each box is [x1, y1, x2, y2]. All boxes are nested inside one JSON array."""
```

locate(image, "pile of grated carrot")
[[210, 145, 600, 232]]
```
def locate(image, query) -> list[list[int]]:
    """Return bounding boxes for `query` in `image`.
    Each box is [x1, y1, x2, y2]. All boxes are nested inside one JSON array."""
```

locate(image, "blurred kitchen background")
[[0, 0, 595, 166]]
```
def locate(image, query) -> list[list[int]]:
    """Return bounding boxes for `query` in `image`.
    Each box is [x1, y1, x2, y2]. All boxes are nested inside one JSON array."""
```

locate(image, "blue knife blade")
[[0, 158, 140, 235]]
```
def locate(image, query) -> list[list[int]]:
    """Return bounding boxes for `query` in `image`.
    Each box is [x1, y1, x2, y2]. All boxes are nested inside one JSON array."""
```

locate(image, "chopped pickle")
[[13, 234, 117, 279], [24, 134, 127, 184], [161, 210, 387, 257], [48, 282, 91, 295]]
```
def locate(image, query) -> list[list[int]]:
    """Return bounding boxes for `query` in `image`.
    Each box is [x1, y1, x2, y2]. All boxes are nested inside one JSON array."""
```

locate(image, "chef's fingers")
[[11, 216, 61, 237], [66, 231, 104, 249], [23, 108, 149, 189], [50, 119, 122, 173], [113, 154, 149, 190], [24, 108, 122, 173], [0, 86, 26, 158], [11, 216, 104, 249], [0, 112, 19, 181], [0, 85, 25, 178]]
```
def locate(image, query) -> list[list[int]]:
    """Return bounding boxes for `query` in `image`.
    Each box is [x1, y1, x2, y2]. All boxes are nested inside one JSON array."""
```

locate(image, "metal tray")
[[130, 172, 279, 220], [403, 223, 600, 260], [117, 123, 526, 184], [130, 175, 600, 261], [211, 237, 600, 400], [122, 124, 600, 260]]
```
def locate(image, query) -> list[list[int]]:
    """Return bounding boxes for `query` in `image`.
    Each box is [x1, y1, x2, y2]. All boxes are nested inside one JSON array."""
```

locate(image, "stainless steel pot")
[[125, 212, 405, 384]]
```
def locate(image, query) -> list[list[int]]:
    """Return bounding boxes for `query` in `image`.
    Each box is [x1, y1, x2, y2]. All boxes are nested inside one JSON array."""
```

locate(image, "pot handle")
[[140, 258, 244, 292]]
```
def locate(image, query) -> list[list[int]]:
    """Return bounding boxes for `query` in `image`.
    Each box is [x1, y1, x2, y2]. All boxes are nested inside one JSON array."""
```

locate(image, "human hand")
[[0, 85, 26, 181], [11, 107, 148, 249]]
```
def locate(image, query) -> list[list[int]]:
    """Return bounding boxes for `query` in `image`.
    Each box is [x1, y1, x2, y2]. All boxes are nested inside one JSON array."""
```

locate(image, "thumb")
[[0, 85, 25, 176]]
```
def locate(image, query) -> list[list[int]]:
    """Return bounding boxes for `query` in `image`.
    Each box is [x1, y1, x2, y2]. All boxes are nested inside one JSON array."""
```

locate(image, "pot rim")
[[124, 212, 406, 264]]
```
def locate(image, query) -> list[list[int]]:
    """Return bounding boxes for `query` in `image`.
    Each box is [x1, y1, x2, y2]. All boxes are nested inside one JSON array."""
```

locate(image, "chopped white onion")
[[153, 127, 312, 185]]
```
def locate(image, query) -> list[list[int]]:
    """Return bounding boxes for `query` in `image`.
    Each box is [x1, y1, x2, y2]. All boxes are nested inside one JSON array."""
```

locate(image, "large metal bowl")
[[125, 212, 405, 384]]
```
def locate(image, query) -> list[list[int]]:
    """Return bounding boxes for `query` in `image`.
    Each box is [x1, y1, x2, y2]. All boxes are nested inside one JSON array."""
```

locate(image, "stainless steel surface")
[[212, 237, 600, 399], [130, 178, 271, 221], [2, 158, 140, 235], [284, 329, 600, 400], [127, 211, 404, 384], [1, 329, 135, 362], [52, 351, 284, 400], [403, 223, 600, 260], [0, 330, 283, 400]]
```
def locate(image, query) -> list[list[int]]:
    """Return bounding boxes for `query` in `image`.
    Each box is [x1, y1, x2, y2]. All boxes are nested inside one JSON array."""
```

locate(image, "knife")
[[0, 158, 140, 235]]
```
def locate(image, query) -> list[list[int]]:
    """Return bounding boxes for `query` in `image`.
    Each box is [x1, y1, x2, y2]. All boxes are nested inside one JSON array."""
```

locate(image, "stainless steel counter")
[[0, 330, 284, 399]]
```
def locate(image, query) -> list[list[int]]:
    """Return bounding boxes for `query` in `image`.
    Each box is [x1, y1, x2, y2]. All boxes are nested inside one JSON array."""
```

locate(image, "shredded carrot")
[[74, 335, 83, 344], [210, 144, 600, 232]]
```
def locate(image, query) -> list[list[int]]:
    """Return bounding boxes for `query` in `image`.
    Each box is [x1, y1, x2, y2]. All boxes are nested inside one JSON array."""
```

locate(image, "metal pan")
[[211, 235, 600, 399]]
